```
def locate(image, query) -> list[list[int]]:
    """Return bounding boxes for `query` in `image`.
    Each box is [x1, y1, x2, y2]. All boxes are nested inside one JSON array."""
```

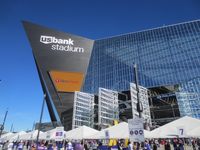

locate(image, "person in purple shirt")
[[17, 141, 24, 150], [37, 142, 47, 150], [74, 141, 84, 150]]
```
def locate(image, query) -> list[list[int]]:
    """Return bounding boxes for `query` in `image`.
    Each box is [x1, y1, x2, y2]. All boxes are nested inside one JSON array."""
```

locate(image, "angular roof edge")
[[95, 19, 200, 41]]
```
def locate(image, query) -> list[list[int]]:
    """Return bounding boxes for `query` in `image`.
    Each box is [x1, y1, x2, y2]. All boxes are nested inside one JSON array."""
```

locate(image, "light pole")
[[10, 123, 13, 132], [36, 94, 46, 145], [133, 64, 143, 118], [0, 109, 8, 138]]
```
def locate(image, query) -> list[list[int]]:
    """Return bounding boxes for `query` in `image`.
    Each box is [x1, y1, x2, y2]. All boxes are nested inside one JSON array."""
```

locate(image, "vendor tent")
[[65, 126, 99, 140], [187, 126, 200, 138], [9, 131, 26, 142], [39, 131, 48, 140], [150, 116, 200, 138], [19, 130, 43, 140], [144, 130, 152, 139], [0, 132, 14, 142], [88, 122, 151, 139]]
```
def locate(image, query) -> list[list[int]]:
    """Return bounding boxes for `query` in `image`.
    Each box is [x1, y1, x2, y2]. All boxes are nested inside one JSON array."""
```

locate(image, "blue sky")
[[0, 0, 200, 132]]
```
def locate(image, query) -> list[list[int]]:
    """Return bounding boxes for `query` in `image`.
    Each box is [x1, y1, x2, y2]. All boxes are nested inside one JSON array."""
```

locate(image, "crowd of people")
[[0, 140, 96, 150], [0, 138, 200, 150], [127, 138, 200, 150]]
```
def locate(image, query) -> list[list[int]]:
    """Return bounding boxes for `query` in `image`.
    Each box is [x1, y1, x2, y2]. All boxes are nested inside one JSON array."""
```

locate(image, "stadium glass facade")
[[83, 20, 200, 119], [176, 77, 200, 118]]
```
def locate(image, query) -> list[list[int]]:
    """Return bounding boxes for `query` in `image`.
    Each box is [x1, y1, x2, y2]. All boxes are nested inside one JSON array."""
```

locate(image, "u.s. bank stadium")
[[23, 20, 200, 131]]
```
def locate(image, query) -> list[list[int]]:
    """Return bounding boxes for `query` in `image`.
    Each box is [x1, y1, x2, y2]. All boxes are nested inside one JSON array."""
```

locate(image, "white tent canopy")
[[0, 132, 13, 138], [9, 131, 26, 142], [150, 116, 200, 138], [87, 122, 151, 139], [65, 126, 99, 140], [0, 132, 14, 142], [187, 126, 200, 138], [39, 131, 48, 140], [19, 130, 43, 140]]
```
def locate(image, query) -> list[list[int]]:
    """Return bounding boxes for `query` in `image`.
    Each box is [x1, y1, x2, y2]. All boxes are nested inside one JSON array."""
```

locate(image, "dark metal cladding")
[[22, 21, 94, 127]]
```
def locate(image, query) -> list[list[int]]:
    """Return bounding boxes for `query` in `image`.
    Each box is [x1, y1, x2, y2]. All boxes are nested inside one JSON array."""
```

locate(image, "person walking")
[[37, 141, 47, 150], [74, 141, 84, 150], [144, 141, 151, 150], [178, 139, 184, 150], [17, 141, 24, 150], [164, 141, 171, 150], [52, 143, 58, 150], [152, 142, 157, 150], [66, 141, 73, 150], [7, 142, 13, 150], [127, 141, 132, 150], [173, 139, 178, 150]]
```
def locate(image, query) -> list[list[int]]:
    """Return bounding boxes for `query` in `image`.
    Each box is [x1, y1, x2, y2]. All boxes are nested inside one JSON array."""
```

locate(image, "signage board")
[[55, 126, 64, 141], [177, 126, 186, 138], [128, 117, 144, 142], [49, 71, 84, 92], [105, 130, 110, 139]]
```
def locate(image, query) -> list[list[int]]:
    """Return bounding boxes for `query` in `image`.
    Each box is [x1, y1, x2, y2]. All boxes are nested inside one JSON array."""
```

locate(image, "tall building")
[[130, 83, 151, 125], [23, 20, 200, 130], [98, 88, 119, 129], [72, 91, 94, 129]]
